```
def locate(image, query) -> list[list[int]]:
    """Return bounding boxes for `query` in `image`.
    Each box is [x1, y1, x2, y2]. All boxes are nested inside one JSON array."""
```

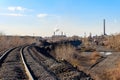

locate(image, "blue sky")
[[0, 0, 120, 36]]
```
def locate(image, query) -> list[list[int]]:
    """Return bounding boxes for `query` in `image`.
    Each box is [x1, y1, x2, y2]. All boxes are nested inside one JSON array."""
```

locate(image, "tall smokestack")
[[61, 32, 63, 36], [103, 19, 106, 35], [54, 32, 55, 35]]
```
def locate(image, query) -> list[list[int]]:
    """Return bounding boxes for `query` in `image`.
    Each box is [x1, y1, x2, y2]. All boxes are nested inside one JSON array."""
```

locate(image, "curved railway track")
[[0, 45, 92, 80], [22, 46, 58, 80], [0, 47, 28, 80]]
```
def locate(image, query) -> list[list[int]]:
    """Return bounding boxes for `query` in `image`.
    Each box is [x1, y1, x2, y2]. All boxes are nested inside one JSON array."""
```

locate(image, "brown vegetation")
[[52, 34, 120, 80], [54, 43, 75, 60], [48, 34, 120, 80], [105, 34, 120, 51], [0, 35, 35, 52], [89, 52, 101, 64], [53, 43, 101, 70], [93, 59, 120, 80], [103, 65, 120, 80]]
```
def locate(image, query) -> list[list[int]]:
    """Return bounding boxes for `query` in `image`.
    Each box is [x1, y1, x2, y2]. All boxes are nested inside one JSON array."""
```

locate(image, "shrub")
[[54, 43, 75, 61], [89, 52, 101, 64], [105, 34, 120, 51]]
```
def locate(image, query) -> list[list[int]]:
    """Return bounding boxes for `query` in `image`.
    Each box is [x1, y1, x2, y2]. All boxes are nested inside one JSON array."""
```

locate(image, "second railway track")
[[23, 45, 92, 80], [23, 46, 58, 80]]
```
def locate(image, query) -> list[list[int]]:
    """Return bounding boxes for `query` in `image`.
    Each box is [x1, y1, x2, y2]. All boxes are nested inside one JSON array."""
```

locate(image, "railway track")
[[23, 46, 59, 80], [0, 45, 92, 80], [0, 47, 28, 80]]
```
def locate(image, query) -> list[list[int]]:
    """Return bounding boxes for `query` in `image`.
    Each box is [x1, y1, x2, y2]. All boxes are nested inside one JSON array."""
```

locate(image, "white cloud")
[[37, 14, 48, 18], [8, 13, 25, 16], [0, 6, 33, 17], [8, 7, 16, 11], [8, 6, 26, 11], [0, 13, 26, 17]]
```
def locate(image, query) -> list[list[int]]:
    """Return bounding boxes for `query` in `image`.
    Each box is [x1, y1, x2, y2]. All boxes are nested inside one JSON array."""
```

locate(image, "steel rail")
[[20, 46, 34, 80], [0, 48, 15, 63]]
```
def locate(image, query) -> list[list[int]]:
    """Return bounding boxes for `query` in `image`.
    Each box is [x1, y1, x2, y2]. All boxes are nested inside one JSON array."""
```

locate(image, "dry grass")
[[54, 43, 101, 72], [54, 43, 75, 60], [104, 68, 120, 80], [52, 34, 120, 80], [0, 35, 35, 52], [53, 43, 82, 70], [97, 60, 120, 80], [89, 52, 101, 64], [105, 34, 120, 51], [82, 37, 91, 47]]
